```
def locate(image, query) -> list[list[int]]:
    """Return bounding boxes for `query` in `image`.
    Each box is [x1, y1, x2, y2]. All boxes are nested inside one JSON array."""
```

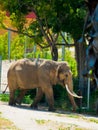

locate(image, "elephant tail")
[[2, 84, 8, 94]]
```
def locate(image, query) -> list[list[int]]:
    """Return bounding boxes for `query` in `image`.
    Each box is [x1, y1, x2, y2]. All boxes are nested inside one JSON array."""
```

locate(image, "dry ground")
[[0, 101, 98, 130]]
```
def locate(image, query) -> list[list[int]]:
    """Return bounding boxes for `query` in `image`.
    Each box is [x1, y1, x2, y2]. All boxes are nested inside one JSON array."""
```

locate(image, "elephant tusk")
[[65, 84, 83, 98]]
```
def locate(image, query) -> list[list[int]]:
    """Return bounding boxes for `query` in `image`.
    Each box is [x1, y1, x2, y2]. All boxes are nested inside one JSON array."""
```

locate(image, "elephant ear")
[[50, 68, 57, 85], [57, 65, 65, 81]]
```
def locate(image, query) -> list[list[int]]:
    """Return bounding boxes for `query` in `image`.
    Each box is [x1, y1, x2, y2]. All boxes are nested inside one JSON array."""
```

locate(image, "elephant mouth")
[[65, 84, 83, 98]]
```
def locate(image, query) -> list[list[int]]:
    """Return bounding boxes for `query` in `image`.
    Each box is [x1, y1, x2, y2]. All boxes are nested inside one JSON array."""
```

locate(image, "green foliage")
[[59, 48, 77, 76], [0, 33, 8, 59], [15, 89, 34, 104], [0, 32, 52, 60], [26, 49, 52, 60], [65, 49, 77, 77], [0, 33, 24, 59], [11, 36, 25, 59], [53, 84, 70, 110], [0, 94, 9, 102], [22, 95, 32, 104], [0, 33, 34, 60], [0, 0, 87, 67], [0, 0, 86, 40], [35, 119, 47, 125]]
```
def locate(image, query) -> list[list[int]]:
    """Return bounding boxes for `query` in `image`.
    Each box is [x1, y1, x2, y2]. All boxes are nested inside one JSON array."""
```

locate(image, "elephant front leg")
[[31, 88, 43, 109], [9, 90, 16, 106], [15, 90, 27, 105], [68, 93, 78, 111], [44, 87, 55, 112]]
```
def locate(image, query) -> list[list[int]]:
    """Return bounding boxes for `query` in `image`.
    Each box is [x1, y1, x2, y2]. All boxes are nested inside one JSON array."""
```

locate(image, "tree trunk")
[[50, 44, 58, 61], [75, 42, 87, 89], [75, 41, 88, 109]]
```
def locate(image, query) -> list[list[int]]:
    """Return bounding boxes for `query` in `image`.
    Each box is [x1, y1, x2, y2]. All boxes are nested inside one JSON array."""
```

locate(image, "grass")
[[35, 119, 88, 130], [35, 119, 48, 125], [89, 118, 98, 124], [0, 112, 20, 130], [56, 112, 98, 125], [0, 94, 9, 102], [0, 93, 32, 104]]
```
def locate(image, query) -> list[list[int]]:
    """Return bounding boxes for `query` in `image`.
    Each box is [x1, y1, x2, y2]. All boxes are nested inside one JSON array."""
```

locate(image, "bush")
[[65, 49, 77, 77], [0, 33, 8, 59], [53, 84, 71, 110], [0, 94, 9, 102], [22, 95, 32, 104]]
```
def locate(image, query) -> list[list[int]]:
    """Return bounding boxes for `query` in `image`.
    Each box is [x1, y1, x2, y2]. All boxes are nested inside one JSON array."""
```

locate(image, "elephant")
[[7, 58, 82, 111]]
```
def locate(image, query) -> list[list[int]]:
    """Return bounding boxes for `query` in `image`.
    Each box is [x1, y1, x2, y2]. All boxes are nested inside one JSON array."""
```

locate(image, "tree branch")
[[3, 25, 36, 38], [56, 43, 75, 47], [31, 8, 52, 46], [1, 23, 75, 48], [37, 42, 50, 48], [37, 42, 75, 49], [60, 31, 69, 44], [44, 17, 54, 43]]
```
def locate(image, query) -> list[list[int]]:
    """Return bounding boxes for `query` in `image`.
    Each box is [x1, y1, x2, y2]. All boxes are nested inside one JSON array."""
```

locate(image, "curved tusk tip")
[[75, 94, 83, 98], [79, 96, 83, 98]]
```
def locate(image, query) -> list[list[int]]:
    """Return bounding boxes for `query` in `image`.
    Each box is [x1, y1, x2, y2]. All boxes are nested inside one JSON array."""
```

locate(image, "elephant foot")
[[15, 99, 22, 105], [48, 107, 56, 112], [71, 106, 78, 112], [30, 104, 38, 110], [9, 101, 16, 106], [72, 108, 76, 112]]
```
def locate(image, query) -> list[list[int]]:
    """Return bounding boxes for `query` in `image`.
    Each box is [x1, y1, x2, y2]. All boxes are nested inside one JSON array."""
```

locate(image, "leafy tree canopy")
[[0, 0, 87, 60], [0, 0, 86, 38]]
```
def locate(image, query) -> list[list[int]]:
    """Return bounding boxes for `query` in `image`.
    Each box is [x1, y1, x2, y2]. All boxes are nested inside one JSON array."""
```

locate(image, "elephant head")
[[56, 62, 82, 110]]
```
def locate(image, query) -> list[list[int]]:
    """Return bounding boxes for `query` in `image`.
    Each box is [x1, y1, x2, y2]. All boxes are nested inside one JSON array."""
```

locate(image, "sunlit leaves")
[[0, 0, 86, 39], [10, 12, 26, 32], [76, 8, 86, 19], [0, 10, 6, 28]]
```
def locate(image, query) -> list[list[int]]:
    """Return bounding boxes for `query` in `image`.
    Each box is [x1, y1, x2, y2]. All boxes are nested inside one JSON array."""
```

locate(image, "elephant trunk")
[[65, 84, 82, 98]]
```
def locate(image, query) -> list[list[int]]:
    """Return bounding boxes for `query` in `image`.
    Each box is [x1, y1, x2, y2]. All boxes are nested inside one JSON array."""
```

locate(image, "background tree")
[[0, 0, 87, 88]]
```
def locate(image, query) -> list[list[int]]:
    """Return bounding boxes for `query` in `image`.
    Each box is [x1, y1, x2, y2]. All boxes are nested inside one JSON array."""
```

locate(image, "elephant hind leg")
[[9, 89, 16, 106], [15, 90, 27, 105], [31, 88, 43, 109]]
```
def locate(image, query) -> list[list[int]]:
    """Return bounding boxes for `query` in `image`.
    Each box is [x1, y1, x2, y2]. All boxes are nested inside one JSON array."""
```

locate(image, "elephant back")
[[7, 58, 39, 89]]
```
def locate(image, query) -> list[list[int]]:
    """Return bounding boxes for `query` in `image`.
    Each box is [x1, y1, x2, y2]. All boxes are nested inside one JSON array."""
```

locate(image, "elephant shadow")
[[11, 103, 76, 115], [14, 103, 49, 112]]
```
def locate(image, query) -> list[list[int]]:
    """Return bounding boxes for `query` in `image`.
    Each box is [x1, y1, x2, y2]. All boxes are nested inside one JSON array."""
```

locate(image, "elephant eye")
[[65, 74, 68, 77]]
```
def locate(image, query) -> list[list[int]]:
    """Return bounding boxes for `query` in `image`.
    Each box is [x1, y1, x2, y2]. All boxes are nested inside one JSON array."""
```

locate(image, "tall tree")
[[0, 0, 87, 87]]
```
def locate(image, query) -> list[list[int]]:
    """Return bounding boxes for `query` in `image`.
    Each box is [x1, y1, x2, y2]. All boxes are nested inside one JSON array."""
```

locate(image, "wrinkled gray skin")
[[7, 58, 82, 111]]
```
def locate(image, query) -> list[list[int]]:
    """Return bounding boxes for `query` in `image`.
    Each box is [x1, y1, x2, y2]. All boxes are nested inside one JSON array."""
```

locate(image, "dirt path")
[[0, 101, 98, 130]]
